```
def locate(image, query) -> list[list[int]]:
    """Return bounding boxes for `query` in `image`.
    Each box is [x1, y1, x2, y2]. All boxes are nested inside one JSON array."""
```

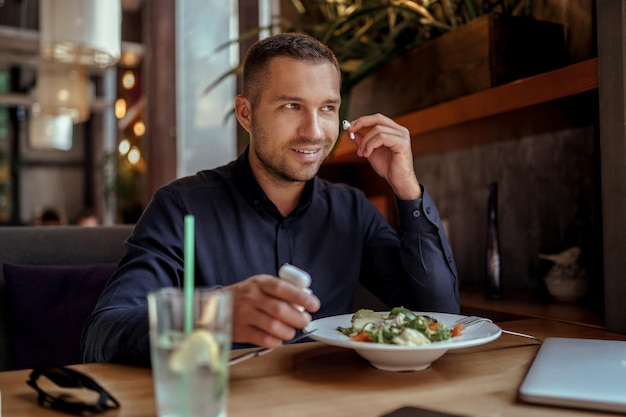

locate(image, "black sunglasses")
[[27, 365, 120, 415]]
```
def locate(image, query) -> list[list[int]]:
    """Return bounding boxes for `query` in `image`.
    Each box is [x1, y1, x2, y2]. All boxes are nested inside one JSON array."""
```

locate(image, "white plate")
[[304, 312, 501, 372]]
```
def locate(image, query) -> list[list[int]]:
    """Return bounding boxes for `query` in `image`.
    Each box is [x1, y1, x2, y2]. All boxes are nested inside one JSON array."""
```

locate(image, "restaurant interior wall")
[[415, 0, 601, 309], [0, 0, 89, 225], [0, 0, 146, 225], [319, 0, 602, 312], [0, 0, 267, 225]]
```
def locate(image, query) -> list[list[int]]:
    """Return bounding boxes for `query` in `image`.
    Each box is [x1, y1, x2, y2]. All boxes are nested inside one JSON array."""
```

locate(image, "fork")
[[456, 316, 543, 344], [228, 329, 317, 366]]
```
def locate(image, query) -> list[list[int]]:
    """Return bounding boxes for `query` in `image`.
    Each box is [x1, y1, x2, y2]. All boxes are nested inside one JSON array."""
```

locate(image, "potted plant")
[[204, 0, 532, 118], [100, 151, 144, 224]]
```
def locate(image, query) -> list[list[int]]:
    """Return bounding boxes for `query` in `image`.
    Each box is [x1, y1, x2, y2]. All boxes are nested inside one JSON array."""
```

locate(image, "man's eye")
[[285, 103, 299, 109], [322, 105, 337, 112]]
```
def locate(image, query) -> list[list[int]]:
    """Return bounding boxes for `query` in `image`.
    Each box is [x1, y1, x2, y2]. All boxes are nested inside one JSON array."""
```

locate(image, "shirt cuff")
[[396, 186, 441, 233]]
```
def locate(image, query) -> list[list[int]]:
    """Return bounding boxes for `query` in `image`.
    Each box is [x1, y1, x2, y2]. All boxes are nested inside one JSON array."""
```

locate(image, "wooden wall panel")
[[596, 0, 626, 333], [145, 0, 177, 198]]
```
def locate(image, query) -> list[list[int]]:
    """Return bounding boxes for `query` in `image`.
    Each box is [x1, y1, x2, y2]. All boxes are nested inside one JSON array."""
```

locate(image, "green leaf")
[[204, 0, 530, 121], [201, 63, 243, 98]]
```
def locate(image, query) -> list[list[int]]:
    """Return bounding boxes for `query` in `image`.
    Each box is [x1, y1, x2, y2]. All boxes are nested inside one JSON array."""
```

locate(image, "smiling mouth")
[[293, 148, 319, 155]]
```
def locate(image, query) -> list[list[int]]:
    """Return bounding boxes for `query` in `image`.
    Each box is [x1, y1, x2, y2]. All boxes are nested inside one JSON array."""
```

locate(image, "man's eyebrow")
[[271, 95, 341, 105], [271, 95, 304, 103]]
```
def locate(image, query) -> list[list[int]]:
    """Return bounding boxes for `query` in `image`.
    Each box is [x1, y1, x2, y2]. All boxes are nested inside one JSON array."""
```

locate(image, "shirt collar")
[[233, 146, 315, 219]]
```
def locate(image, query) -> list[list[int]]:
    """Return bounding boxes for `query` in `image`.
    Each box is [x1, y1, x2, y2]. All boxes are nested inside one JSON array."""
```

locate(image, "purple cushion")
[[3, 262, 117, 370]]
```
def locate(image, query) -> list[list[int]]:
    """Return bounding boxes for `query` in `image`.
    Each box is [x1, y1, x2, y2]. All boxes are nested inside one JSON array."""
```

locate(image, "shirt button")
[[447, 256, 452, 263], [426, 207, 432, 215], [412, 209, 421, 217], [254, 200, 260, 206]]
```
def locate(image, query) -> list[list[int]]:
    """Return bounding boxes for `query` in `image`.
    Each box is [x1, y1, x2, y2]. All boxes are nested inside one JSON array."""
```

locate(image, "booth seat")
[[0, 224, 387, 371], [0, 225, 134, 371]]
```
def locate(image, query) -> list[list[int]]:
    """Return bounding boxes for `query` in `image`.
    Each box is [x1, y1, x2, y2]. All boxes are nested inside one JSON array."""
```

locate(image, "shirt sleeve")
[[81, 188, 185, 366], [361, 186, 460, 314], [398, 187, 459, 312]]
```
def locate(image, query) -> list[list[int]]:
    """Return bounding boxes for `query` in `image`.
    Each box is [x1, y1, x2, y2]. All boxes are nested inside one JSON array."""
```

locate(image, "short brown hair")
[[242, 32, 340, 105]]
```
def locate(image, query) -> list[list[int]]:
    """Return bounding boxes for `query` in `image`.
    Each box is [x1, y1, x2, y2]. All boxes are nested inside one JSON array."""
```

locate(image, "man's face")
[[247, 57, 341, 184]]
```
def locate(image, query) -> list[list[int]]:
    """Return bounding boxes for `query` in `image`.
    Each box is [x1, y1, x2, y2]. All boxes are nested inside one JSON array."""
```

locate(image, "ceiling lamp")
[[32, 60, 91, 124], [39, 0, 121, 68]]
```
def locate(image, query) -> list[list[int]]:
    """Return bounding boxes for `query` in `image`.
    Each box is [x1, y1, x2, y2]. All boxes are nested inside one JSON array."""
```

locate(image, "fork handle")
[[501, 329, 543, 343], [229, 329, 317, 366]]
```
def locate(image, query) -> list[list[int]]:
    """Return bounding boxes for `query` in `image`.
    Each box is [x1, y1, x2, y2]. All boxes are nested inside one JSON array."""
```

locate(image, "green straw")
[[184, 214, 195, 334]]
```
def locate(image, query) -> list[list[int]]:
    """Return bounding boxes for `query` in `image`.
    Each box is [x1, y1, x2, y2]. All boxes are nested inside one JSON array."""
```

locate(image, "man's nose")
[[298, 112, 323, 139]]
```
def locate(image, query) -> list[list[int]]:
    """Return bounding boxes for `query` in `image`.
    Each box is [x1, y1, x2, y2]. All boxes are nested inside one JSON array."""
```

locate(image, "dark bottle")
[[485, 181, 503, 299]]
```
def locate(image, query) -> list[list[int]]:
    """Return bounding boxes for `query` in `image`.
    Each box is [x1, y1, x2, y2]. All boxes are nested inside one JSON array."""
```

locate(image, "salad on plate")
[[337, 307, 464, 346]]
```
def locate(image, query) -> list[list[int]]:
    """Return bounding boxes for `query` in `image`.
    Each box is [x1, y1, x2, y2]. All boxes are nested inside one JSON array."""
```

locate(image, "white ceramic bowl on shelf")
[[545, 278, 588, 302]]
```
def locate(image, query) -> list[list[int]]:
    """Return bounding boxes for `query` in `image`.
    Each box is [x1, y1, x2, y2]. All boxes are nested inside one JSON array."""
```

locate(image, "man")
[[82, 33, 458, 365]]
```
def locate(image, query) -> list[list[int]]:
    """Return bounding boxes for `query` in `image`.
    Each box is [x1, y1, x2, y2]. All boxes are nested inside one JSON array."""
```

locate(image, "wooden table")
[[1, 318, 625, 417]]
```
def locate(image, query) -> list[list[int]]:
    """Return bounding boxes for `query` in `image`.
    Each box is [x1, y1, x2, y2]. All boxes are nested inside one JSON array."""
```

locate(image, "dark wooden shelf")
[[460, 284, 604, 329], [327, 58, 598, 164]]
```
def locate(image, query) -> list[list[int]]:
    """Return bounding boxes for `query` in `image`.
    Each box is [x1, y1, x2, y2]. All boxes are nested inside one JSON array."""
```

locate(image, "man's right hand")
[[228, 274, 320, 348]]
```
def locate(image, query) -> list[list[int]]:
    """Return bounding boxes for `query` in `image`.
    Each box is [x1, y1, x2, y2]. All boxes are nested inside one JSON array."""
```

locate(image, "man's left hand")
[[346, 113, 422, 200]]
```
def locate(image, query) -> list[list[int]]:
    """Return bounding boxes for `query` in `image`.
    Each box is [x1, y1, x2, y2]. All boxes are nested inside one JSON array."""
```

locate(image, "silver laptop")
[[519, 337, 626, 413]]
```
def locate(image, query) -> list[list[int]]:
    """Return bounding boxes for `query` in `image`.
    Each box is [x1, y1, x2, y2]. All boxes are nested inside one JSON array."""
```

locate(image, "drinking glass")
[[148, 287, 232, 417]]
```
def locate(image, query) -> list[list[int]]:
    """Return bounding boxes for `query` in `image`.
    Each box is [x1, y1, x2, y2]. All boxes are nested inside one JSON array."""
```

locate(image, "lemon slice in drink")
[[168, 329, 220, 373]]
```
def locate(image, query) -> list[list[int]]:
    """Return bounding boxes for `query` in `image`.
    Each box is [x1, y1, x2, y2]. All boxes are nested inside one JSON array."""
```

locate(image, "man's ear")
[[235, 95, 251, 132]]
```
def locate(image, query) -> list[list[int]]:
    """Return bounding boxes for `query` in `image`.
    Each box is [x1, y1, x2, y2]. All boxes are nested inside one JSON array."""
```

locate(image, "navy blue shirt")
[[82, 148, 459, 365]]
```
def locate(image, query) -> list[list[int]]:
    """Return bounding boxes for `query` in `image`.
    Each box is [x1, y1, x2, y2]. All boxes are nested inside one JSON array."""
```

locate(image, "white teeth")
[[295, 149, 316, 154]]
